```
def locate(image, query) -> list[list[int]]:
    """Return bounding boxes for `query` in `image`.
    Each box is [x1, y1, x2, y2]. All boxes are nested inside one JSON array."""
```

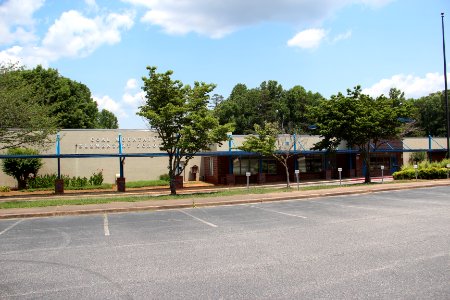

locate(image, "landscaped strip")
[[0, 180, 435, 210]]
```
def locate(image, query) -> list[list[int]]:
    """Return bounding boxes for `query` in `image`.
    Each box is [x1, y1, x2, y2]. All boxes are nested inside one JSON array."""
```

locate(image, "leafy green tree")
[[412, 91, 447, 137], [2, 65, 113, 129], [208, 93, 224, 109], [21, 65, 100, 128], [2, 148, 43, 190], [97, 109, 119, 129], [0, 63, 57, 150], [309, 86, 412, 183], [138, 66, 232, 195], [239, 122, 296, 187], [283, 85, 324, 132], [215, 82, 324, 134]]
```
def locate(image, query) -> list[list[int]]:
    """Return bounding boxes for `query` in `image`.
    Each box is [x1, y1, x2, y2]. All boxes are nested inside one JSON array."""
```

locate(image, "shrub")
[[28, 173, 58, 189], [392, 169, 416, 180], [393, 159, 450, 180], [0, 186, 11, 192], [408, 152, 427, 164], [159, 174, 170, 181], [2, 148, 43, 190], [89, 170, 104, 186], [28, 171, 104, 189]]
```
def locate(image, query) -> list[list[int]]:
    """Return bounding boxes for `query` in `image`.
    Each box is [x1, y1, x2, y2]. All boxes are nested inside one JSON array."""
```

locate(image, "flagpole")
[[442, 13, 449, 158]]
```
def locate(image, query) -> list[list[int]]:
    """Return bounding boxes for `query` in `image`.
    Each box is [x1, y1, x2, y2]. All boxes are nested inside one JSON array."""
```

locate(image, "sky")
[[0, 0, 448, 129]]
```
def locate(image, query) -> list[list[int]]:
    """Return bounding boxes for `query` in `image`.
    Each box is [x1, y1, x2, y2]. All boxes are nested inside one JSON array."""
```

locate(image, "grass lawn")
[[0, 179, 415, 210]]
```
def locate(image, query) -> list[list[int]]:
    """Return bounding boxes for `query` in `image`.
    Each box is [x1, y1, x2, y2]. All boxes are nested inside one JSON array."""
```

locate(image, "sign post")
[[295, 169, 300, 190], [117, 133, 126, 192], [246, 172, 251, 190], [54, 133, 64, 194], [380, 165, 385, 183], [338, 168, 343, 186]]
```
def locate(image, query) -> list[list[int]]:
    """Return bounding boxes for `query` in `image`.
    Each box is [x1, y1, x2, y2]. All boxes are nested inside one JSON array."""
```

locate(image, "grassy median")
[[0, 180, 412, 210]]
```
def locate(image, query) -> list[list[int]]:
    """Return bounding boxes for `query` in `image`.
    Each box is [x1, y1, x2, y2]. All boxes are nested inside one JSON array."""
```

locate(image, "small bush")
[[28, 174, 58, 189], [159, 174, 170, 181], [89, 170, 104, 186], [0, 186, 11, 192], [393, 169, 416, 180]]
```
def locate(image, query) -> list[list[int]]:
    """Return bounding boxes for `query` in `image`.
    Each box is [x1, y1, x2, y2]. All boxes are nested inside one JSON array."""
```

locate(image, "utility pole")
[[442, 13, 450, 158]]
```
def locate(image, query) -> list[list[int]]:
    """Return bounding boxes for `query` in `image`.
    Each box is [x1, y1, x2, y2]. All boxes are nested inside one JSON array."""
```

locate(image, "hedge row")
[[393, 167, 449, 180], [28, 171, 104, 189]]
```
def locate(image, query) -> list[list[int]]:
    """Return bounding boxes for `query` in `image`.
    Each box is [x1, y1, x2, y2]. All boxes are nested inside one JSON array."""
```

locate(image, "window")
[[233, 158, 259, 175], [298, 155, 322, 172], [209, 157, 214, 176], [369, 156, 390, 171], [261, 159, 277, 174]]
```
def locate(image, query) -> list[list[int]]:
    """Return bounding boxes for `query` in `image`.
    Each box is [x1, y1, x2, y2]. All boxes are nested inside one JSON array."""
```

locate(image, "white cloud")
[[93, 95, 128, 117], [123, 91, 145, 107], [0, 45, 48, 67], [287, 28, 326, 49], [123, 78, 144, 108], [122, 0, 393, 38], [125, 78, 138, 90], [0, 0, 44, 45], [0, 9, 134, 67], [362, 73, 448, 99], [41, 10, 134, 61]]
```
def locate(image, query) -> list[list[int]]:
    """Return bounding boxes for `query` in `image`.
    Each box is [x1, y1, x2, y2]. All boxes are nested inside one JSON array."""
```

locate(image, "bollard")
[[380, 165, 385, 183], [338, 168, 342, 186], [413, 164, 418, 180]]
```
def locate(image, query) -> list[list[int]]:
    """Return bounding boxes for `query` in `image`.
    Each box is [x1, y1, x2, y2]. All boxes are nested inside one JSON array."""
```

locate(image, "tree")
[[309, 86, 412, 183], [283, 86, 324, 132], [412, 91, 447, 137], [239, 122, 296, 188], [21, 66, 99, 128], [208, 93, 224, 109], [0, 63, 57, 150], [138, 66, 232, 195], [97, 109, 119, 129], [2, 65, 114, 129], [214, 82, 324, 134], [2, 148, 43, 190]]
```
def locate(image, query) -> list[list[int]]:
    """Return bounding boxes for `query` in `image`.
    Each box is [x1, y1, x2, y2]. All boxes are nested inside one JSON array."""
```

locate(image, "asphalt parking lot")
[[1, 186, 449, 299]]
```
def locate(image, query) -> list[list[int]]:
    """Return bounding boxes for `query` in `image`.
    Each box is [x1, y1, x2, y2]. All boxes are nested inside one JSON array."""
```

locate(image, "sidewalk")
[[0, 179, 448, 219]]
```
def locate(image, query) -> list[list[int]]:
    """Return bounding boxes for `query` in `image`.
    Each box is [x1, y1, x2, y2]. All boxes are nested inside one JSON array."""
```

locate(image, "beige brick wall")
[[0, 129, 202, 188], [402, 137, 448, 164]]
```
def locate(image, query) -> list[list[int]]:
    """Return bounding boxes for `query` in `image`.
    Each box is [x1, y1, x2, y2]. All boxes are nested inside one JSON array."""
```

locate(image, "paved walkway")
[[0, 179, 448, 219]]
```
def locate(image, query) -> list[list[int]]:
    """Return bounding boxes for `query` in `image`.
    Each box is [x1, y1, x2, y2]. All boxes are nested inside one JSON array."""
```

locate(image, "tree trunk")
[[17, 178, 27, 190], [169, 179, 177, 195], [283, 161, 290, 188], [168, 154, 177, 195]]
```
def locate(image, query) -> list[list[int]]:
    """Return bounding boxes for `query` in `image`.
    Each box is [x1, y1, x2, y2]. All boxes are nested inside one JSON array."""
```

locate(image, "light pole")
[[442, 13, 450, 158]]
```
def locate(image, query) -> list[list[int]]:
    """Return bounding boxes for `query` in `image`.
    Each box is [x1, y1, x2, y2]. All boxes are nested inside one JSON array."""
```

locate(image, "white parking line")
[[249, 205, 307, 219], [178, 210, 218, 228], [0, 219, 24, 236], [103, 214, 110, 236]]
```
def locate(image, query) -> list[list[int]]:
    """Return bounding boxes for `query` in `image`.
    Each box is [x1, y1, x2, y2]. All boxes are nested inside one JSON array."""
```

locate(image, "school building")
[[0, 129, 447, 188]]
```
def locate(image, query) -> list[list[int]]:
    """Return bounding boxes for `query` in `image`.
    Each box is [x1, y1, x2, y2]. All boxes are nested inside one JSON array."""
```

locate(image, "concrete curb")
[[0, 181, 448, 219]]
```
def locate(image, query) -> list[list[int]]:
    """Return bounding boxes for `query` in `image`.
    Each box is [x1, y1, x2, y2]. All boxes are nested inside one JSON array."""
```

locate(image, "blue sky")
[[0, 0, 448, 129]]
